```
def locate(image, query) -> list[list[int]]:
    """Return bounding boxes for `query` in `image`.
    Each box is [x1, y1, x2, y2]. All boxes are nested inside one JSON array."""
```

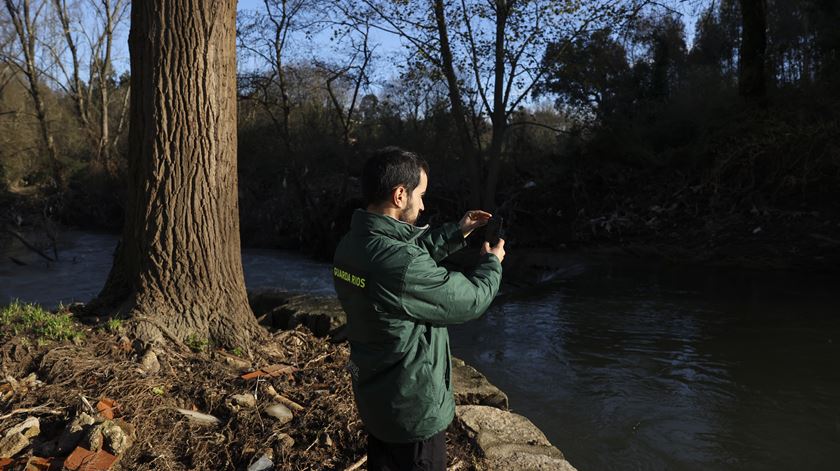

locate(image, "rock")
[[247, 452, 274, 471], [264, 403, 293, 424], [0, 432, 29, 459], [277, 433, 295, 449], [175, 409, 222, 427], [84, 420, 134, 455], [248, 289, 347, 337], [4, 416, 40, 439], [217, 352, 251, 371], [139, 349, 161, 374], [248, 289, 294, 317], [452, 358, 509, 409], [57, 412, 97, 454], [230, 393, 257, 409], [456, 405, 576, 471]]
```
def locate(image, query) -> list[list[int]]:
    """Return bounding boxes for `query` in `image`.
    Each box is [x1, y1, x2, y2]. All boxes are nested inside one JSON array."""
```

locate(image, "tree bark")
[[738, 0, 767, 103], [95, 0, 263, 349]]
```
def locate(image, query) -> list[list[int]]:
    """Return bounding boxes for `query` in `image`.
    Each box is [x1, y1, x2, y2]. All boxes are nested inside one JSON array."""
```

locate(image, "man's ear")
[[392, 186, 407, 208]]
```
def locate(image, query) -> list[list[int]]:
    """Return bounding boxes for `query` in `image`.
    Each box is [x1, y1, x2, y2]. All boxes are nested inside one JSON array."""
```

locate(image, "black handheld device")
[[484, 217, 504, 246]]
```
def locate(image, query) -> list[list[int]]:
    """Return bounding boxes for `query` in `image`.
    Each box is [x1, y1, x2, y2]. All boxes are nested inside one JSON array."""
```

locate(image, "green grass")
[[0, 300, 84, 342], [185, 333, 209, 353], [105, 318, 124, 333]]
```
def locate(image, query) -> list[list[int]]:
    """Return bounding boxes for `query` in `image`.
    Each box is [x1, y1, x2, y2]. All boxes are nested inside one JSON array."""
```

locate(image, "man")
[[333, 147, 505, 471]]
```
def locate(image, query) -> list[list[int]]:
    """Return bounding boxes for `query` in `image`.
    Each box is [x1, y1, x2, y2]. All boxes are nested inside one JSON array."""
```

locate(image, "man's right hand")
[[482, 239, 506, 263]]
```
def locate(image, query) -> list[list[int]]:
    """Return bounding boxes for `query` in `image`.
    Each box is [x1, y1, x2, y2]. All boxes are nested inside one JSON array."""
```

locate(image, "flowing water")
[[2, 231, 838, 470]]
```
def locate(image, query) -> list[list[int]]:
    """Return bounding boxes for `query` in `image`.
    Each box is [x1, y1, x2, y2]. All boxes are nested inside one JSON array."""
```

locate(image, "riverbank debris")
[[240, 363, 296, 380]]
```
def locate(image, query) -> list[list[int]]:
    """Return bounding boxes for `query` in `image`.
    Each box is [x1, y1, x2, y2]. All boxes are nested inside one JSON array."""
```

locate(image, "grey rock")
[[0, 432, 29, 459], [84, 420, 133, 455], [248, 289, 346, 337], [4, 416, 40, 439], [247, 453, 274, 471], [456, 405, 576, 471], [139, 349, 161, 374], [452, 358, 509, 409], [57, 412, 97, 454], [264, 403, 294, 424]]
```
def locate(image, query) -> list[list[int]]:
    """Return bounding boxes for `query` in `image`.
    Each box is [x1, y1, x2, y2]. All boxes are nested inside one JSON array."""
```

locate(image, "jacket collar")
[[351, 209, 429, 243]]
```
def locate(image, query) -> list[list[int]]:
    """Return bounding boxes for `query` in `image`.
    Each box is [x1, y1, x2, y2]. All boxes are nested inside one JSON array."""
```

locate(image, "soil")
[[0, 321, 483, 470]]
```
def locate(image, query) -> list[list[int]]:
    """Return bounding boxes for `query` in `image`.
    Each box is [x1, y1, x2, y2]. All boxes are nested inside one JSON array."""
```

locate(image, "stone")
[[264, 403, 293, 424], [57, 412, 97, 455], [4, 416, 40, 439], [451, 358, 509, 409], [230, 393, 257, 409], [247, 452, 274, 471], [139, 349, 160, 374], [248, 289, 347, 337], [0, 432, 28, 459], [277, 433, 295, 449], [456, 405, 576, 471], [84, 420, 133, 455], [175, 409, 222, 427], [218, 352, 251, 371]]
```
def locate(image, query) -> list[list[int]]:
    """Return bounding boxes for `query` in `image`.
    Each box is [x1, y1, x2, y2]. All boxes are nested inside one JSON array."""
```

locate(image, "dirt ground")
[[0, 320, 482, 470]]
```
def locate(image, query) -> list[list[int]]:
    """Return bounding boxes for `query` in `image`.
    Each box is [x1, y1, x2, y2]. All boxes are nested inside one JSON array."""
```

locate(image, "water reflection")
[[2, 232, 838, 470], [450, 260, 840, 471]]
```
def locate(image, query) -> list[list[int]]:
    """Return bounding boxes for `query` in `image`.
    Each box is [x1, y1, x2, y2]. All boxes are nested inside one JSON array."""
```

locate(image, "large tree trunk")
[[738, 0, 767, 102], [95, 0, 262, 349]]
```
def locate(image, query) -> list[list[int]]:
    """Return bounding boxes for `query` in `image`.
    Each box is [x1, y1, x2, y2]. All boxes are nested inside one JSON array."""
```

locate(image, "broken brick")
[[241, 364, 296, 380], [96, 399, 119, 420], [63, 447, 118, 471]]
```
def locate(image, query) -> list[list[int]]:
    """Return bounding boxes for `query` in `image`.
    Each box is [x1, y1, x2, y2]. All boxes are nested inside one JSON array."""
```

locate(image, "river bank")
[[0, 292, 577, 470], [4, 180, 840, 276]]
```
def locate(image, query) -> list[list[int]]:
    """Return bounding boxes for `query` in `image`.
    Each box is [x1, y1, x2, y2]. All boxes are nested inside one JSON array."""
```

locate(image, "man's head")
[[362, 147, 429, 225]]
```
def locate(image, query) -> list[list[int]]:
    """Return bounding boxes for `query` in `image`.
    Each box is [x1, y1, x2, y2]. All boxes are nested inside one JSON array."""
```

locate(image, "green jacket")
[[333, 209, 502, 443]]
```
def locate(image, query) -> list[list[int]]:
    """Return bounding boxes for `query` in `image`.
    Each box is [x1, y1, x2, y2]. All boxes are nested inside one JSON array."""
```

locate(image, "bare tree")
[[3, 0, 62, 187], [95, 0, 262, 349], [51, 0, 129, 168], [347, 0, 646, 209]]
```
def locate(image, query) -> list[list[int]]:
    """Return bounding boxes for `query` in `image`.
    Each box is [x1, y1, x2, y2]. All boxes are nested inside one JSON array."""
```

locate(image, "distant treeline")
[[1, 0, 838, 260]]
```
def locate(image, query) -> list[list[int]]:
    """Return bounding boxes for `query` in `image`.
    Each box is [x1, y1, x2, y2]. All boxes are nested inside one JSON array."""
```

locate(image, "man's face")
[[398, 170, 427, 225]]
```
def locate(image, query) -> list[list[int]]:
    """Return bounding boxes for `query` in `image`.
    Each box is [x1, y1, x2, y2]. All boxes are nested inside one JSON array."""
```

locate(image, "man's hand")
[[481, 239, 506, 263], [459, 210, 493, 238]]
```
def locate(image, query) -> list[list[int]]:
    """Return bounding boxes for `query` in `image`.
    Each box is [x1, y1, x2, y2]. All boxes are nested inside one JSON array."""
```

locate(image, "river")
[[1, 231, 838, 470]]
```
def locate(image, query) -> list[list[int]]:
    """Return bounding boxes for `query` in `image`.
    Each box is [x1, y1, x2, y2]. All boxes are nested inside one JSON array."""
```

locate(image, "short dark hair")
[[362, 147, 429, 206]]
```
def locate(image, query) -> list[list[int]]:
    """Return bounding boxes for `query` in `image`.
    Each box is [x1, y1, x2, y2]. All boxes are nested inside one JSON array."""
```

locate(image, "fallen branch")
[[262, 384, 304, 412], [4, 228, 55, 262], [344, 454, 367, 471], [0, 405, 64, 421]]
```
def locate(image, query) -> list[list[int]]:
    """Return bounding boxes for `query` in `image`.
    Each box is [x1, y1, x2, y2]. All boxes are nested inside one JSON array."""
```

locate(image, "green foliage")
[[185, 333, 210, 353], [105, 318, 124, 333], [231, 346, 245, 357], [0, 300, 84, 342]]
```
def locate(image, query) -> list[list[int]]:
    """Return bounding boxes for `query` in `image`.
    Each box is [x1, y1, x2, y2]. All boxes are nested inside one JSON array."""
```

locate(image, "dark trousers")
[[367, 430, 446, 471]]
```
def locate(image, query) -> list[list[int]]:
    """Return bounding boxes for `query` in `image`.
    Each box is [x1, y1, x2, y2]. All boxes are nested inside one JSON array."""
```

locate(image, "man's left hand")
[[459, 210, 493, 238]]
